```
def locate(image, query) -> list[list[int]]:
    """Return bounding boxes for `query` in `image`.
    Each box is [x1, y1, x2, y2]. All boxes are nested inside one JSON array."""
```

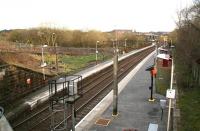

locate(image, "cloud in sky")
[[0, 0, 193, 32]]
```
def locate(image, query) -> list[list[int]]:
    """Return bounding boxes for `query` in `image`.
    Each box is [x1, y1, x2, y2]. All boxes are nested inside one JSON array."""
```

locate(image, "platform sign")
[[166, 89, 175, 99]]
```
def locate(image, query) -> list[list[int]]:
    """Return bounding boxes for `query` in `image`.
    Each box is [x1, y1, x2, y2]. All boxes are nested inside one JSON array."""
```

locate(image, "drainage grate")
[[95, 118, 110, 126]]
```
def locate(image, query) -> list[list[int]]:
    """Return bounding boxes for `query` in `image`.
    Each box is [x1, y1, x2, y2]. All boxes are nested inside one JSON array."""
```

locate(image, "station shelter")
[[157, 48, 171, 67]]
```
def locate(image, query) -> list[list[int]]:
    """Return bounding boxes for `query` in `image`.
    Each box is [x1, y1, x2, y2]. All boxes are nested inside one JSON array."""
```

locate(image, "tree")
[[176, 0, 200, 88]]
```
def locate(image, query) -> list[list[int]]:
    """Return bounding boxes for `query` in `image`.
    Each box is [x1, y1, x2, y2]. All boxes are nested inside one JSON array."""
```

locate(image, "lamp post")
[[136, 36, 140, 49], [41, 45, 47, 80], [167, 58, 175, 131], [52, 33, 58, 72], [124, 39, 127, 54], [96, 41, 99, 65], [55, 42, 58, 72]]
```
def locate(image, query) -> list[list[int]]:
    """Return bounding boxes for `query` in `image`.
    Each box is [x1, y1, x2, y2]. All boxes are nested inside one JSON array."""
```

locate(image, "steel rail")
[[13, 47, 154, 131]]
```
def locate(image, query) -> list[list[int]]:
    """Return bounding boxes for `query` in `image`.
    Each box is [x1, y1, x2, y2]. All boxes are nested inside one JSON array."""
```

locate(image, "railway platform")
[[0, 115, 13, 131], [75, 51, 168, 131], [6, 45, 153, 120], [5, 45, 159, 131]]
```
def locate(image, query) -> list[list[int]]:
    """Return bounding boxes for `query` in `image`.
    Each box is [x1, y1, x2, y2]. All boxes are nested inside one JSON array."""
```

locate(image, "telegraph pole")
[[113, 39, 118, 116]]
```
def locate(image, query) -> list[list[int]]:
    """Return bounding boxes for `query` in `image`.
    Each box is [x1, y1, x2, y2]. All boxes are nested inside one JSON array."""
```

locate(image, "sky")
[[0, 0, 193, 32]]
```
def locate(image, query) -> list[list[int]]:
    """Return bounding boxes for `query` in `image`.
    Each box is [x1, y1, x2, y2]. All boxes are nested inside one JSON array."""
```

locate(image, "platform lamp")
[[41, 44, 48, 80], [145, 65, 157, 101], [96, 41, 99, 65], [123, 39, 127, 54], [52, 33, 58, 72]]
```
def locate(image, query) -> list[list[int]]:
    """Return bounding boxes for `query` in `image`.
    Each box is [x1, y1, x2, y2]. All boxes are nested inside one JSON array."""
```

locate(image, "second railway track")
[[12, 46, 155, 131]]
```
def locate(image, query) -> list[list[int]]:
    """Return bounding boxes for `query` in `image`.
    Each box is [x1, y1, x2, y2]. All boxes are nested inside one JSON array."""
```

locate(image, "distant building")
[[106, 29, 133, 39], [112, 29, 132, 34], [160, 35, 168, 42]]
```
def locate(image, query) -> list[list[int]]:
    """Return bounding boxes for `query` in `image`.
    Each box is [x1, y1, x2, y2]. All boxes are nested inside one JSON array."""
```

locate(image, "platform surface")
[[0, 116, 13, 131], [75, 51, 167, 131]]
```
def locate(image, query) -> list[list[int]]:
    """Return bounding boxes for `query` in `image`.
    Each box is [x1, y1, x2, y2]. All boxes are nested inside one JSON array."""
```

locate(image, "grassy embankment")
[[59, 54, 110, 73], [1, 52, 110, 75], [178, 87, 200, 130], [156, 59, 200, 130], [35, 53, 111, 74], [155, 60, 171, 95]]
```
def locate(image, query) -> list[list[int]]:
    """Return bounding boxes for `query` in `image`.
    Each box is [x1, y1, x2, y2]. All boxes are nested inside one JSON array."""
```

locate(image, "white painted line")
[[75, 50, 156, 129]]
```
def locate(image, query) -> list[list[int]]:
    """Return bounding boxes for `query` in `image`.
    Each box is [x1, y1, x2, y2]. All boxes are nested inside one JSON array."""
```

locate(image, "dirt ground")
[[0, 52, 56, 75]]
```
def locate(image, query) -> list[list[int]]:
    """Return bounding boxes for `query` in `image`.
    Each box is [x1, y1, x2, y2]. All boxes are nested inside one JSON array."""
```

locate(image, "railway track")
[[12, 46, 154, 131]]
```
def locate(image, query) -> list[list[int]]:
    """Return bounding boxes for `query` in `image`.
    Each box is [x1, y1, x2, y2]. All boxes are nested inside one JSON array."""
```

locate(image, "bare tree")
[[176, 0, 200, 88]]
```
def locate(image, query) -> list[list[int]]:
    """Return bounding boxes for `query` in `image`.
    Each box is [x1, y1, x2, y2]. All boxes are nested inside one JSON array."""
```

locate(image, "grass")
[[155, 60, 200, 130], [61, 54, 96, 73], [28, 53, 111, 74], [155, 65, 171, 95], [179, 87, 200, 131], [47, 54, 111, 74]]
